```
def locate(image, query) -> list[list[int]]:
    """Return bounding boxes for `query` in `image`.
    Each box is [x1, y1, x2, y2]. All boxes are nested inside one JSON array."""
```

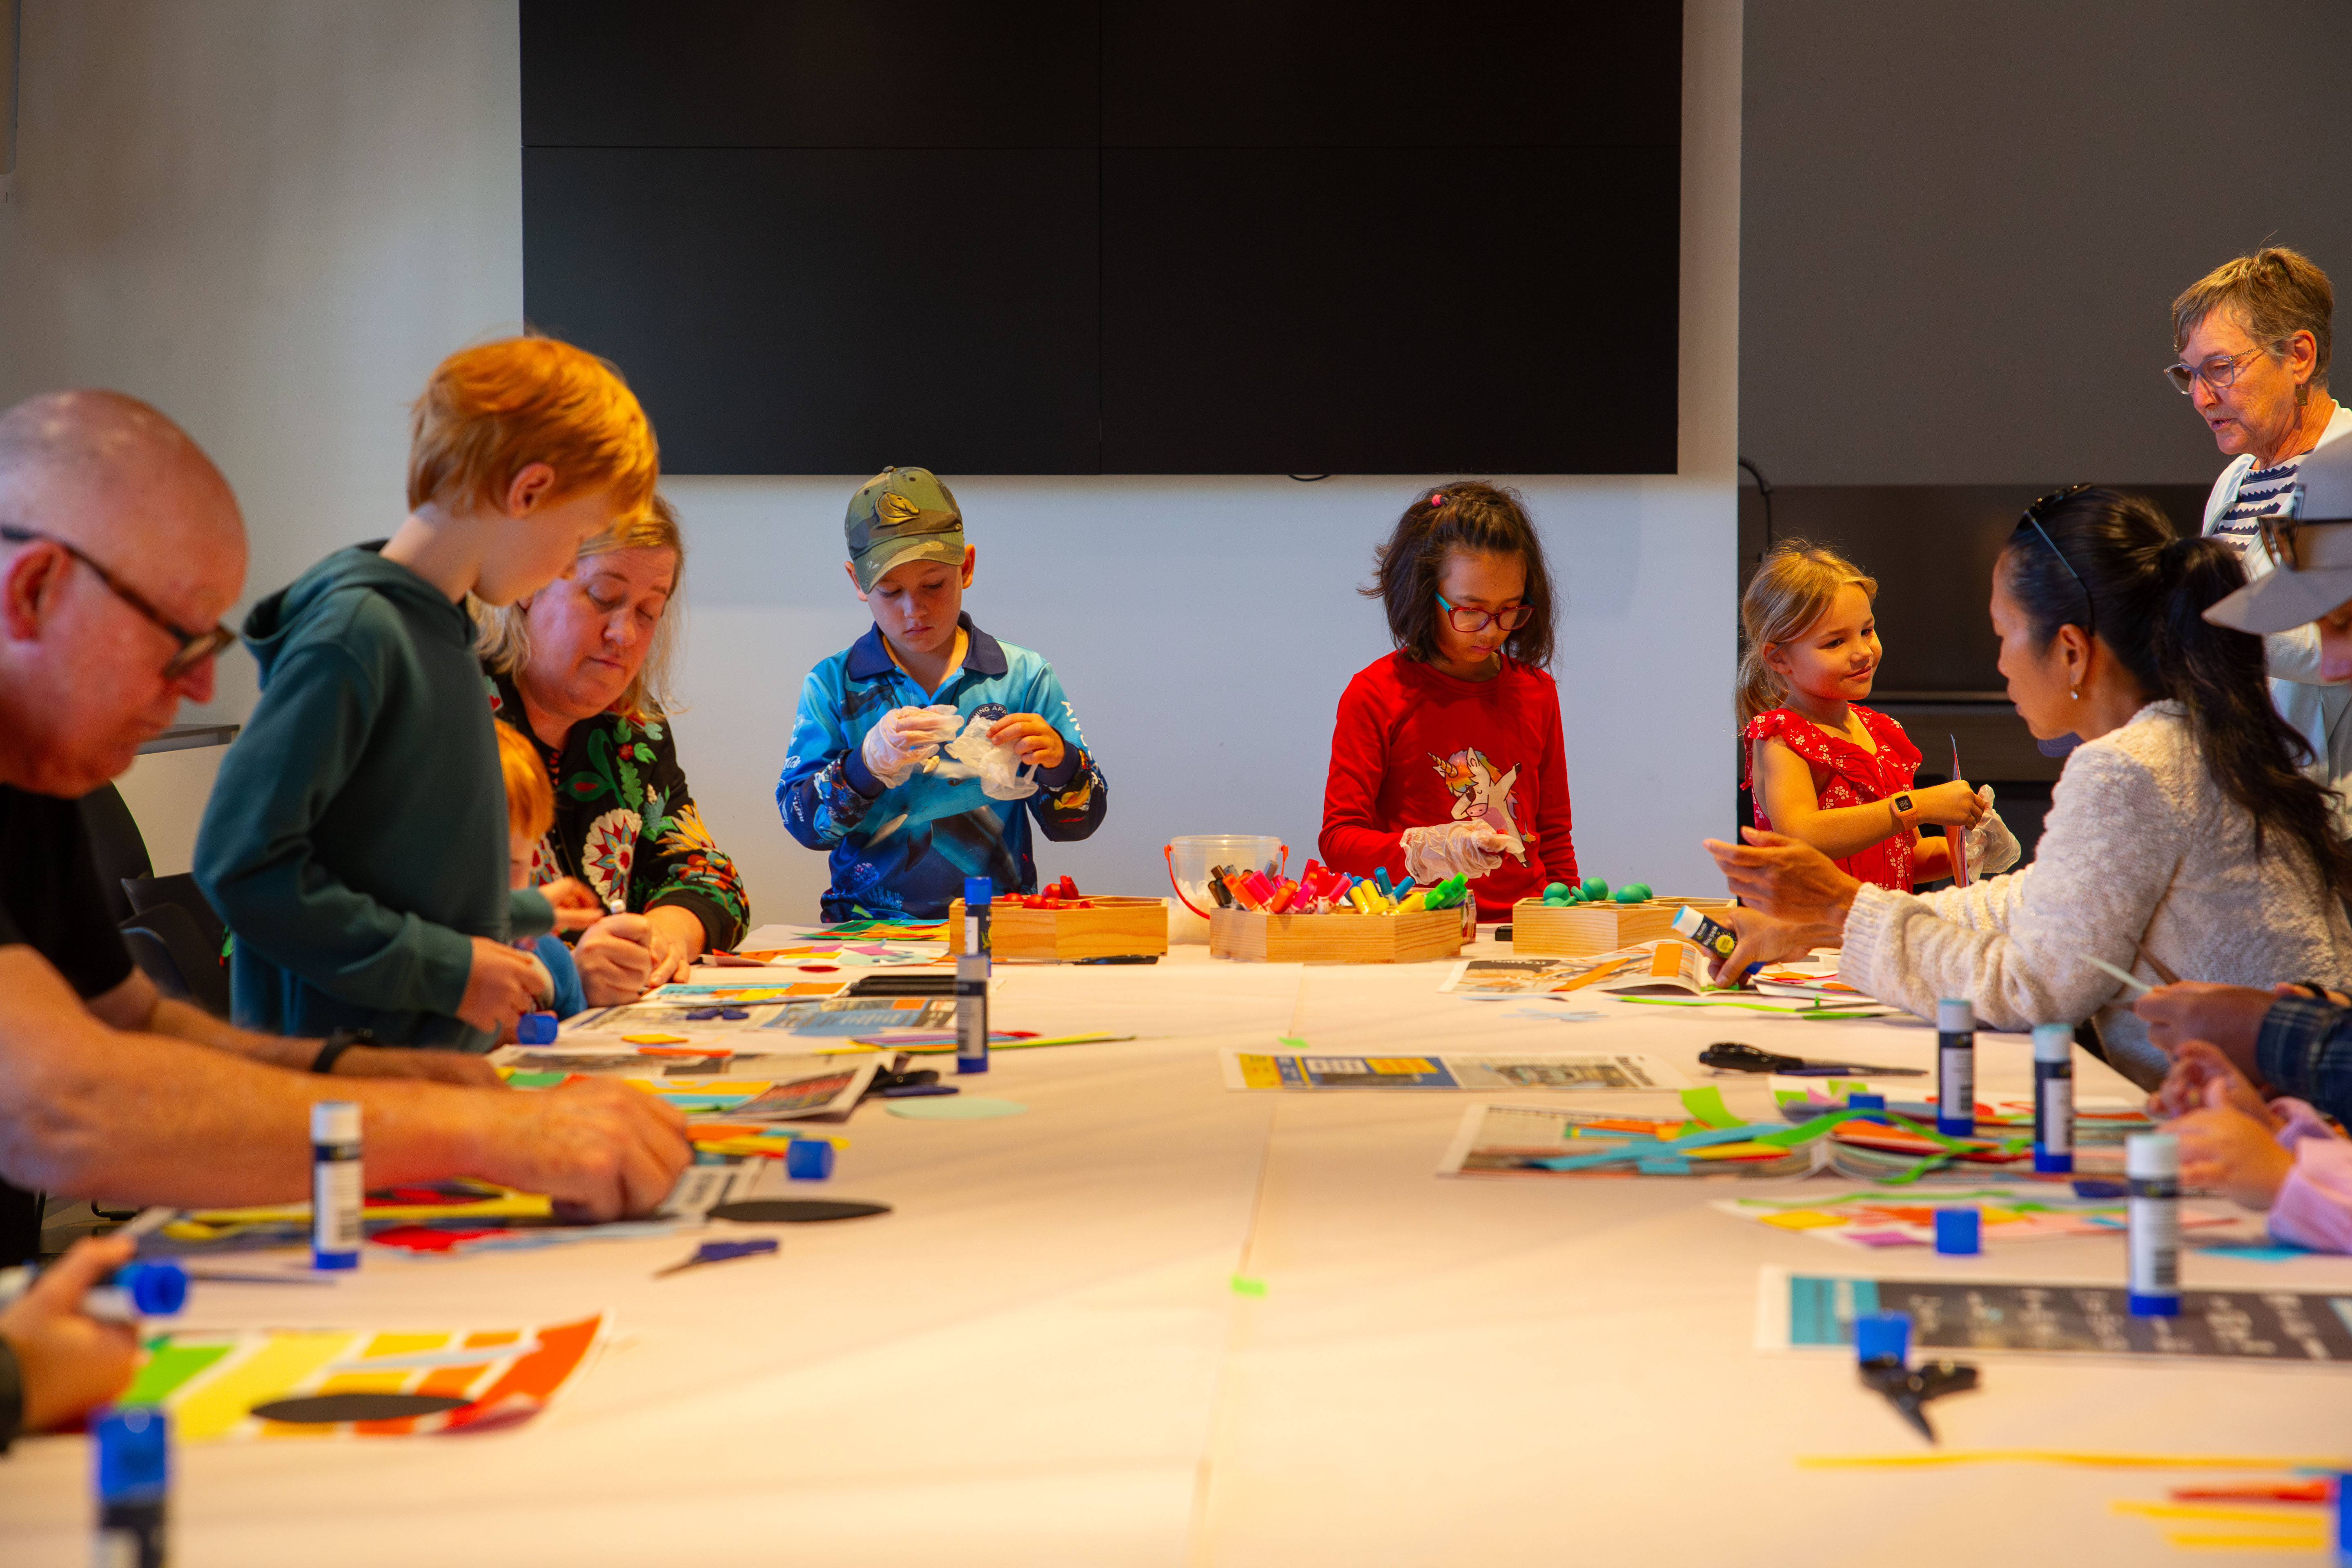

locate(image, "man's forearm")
[[147, 996, 318, 1069]]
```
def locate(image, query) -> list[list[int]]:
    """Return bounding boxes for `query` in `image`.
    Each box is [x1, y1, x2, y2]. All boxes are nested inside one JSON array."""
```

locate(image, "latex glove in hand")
[[1399, 821, 1512, 884], [861, 704, 959, 790], [1963, 786, 2022, 875]]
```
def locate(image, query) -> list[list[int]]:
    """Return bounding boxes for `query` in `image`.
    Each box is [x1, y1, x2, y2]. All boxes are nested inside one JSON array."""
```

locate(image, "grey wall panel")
[[1742, 0, 2352, 486]]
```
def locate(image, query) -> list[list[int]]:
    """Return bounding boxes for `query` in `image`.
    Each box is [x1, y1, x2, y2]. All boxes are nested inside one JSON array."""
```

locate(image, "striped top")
[[2210, 451, 2308, 561]]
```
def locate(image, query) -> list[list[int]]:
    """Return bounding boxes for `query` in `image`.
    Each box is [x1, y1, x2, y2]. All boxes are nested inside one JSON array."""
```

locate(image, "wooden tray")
[[948, 895, 1168, 961], [1509, 896, 1735, 957], [1209, 904, 1468, 964]]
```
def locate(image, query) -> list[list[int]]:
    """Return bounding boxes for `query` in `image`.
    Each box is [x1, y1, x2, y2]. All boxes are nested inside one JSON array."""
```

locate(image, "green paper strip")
[[1276, 1036, 1307, 1049], [1679, 1085, 1745, 1129], [1752, 1111, 1852, 1148], [120, 1339, 234, 1406], [1231, 1276, 1267, 1296]]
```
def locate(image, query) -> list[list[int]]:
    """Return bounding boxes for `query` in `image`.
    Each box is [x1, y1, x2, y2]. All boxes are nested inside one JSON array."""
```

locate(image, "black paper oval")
[[708, 1199, 893, 1223], [251, 1392, 470, 1424]]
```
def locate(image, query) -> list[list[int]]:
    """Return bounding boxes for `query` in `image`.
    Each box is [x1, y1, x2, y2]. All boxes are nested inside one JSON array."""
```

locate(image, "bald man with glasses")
[[0, 391, 690, 1243]]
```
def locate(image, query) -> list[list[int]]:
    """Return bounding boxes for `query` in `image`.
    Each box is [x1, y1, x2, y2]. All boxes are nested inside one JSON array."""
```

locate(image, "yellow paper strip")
[[2113, 1500, 2328, 1524], [2162, 1530, 2325, 1550]]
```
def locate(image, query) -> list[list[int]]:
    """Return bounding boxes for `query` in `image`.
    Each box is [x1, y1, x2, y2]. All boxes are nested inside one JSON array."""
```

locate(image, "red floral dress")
[[1742, 705, 1924, 893]]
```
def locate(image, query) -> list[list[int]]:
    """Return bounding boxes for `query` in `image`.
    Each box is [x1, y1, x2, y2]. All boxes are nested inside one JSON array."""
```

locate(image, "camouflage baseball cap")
[[846, 466, 964, 591]]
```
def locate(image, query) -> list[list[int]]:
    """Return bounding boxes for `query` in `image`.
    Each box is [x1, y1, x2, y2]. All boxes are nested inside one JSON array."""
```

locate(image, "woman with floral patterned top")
[[479, 496, 747, 1000]]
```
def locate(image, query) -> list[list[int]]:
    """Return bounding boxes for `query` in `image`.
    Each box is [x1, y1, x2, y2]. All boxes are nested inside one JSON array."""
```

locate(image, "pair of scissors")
[[653, 1237, 779, 1278]]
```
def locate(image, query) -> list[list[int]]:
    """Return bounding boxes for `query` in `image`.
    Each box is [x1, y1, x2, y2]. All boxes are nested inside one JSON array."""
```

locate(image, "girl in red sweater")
[[1319, 483, 1576, 920]]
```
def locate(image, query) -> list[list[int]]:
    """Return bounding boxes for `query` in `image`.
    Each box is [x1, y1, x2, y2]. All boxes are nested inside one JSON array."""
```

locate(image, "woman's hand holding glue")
[[1400, 821, 1513, 884], [1962, 786, 2022, 874], [862, 705, 960, 789]]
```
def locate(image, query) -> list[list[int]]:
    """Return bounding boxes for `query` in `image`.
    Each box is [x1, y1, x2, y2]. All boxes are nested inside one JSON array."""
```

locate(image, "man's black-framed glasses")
[[2010, 485, 2097, 643], [1434, 592, 1534, 634], [0, 524, 236, 676]]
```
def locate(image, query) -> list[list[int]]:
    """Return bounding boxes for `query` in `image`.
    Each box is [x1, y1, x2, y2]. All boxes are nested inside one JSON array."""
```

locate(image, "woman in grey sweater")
[[1708, 486, 2352, 1088]]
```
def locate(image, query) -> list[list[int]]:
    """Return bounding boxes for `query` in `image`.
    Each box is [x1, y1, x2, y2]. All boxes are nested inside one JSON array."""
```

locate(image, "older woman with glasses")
[[2169, 247, 2352, 820], [1702, 486, 2352, 1089]]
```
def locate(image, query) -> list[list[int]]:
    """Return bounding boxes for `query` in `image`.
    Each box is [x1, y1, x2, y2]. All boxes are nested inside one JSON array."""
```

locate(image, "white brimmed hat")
[[2204, 435, 2352, 634]]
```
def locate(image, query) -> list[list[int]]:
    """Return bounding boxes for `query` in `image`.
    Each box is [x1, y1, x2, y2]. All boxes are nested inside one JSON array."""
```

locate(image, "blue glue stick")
[[311, 1100, 362, 1270], [2032, 1021, 2075, 1174], [0, 1259, 187, 1322], [1936, 998, 1975, 1138], [2127, 1132, 2181, 1316], [957, 877, 991, 1076], [94, 1405, 169, 1568]]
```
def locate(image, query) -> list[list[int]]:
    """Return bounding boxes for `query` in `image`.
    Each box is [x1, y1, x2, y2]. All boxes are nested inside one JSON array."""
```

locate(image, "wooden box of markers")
[[949, 896, 1169, 961], [1509, 896, 1736, 958], [1208, 904, 1470, 964]]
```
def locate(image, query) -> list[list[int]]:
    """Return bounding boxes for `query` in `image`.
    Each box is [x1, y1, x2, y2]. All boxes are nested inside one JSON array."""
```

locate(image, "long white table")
[[4, 937, 2347, 1565]]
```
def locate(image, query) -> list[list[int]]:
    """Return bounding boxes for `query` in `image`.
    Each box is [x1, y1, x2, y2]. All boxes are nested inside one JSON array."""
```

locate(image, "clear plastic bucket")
[[1164, 835, 1287, 943]]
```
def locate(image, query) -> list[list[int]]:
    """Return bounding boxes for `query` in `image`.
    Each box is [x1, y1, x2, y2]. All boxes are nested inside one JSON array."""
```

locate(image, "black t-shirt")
[[0, 784, 134, 998]]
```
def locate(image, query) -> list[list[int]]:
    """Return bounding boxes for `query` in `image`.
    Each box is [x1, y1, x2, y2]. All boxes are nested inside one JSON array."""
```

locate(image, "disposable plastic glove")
[[1400, 821, 1513, 884], [861, 704, 959, 789], [1964, 785, 2022, 875], [939, 713, 1039, 801]]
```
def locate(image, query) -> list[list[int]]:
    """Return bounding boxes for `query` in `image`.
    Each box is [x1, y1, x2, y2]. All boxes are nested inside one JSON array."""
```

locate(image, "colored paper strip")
[[1679, 1085, 1744, 1129], [120, 1340, 234, 1406], [169, 1330, 358, 1441]]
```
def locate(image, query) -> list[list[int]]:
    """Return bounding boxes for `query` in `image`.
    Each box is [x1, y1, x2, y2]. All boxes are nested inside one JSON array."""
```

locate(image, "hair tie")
[[1428, 492, 1446, 510]]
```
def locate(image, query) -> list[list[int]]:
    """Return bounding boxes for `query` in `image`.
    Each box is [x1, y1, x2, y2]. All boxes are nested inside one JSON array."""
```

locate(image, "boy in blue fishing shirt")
[[779, 466, 1107, 920]]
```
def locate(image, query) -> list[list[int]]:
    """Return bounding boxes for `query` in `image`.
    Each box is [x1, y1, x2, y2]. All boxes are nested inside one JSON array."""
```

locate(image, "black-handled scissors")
[[1698, 1041, 1927, 1077]]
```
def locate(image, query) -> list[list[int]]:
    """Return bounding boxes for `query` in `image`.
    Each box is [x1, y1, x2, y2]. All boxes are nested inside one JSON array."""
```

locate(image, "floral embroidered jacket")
[[489, 670, 750, 951]]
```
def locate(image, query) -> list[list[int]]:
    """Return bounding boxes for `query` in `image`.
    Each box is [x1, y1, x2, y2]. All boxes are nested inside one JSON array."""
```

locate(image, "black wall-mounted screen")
[[522, 2, 1682, 475]]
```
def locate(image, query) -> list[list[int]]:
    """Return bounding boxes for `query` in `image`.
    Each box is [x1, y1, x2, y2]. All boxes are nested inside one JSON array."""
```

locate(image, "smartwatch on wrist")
[[311, 1027, 376, 1075], [1889, 792, 1921, 834]]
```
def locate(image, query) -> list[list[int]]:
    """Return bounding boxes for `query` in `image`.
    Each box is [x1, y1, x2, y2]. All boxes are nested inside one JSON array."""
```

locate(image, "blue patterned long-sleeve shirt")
[[778, 614, 1107, 921]]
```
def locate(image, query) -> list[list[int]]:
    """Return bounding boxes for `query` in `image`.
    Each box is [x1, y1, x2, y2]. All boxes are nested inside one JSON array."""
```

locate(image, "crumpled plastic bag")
[[932, 710, 1039, 801]]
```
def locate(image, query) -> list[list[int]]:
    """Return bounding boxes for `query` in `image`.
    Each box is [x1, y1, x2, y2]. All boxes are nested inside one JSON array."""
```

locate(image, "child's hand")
[[1913, 779, 1989, 828], [2134, 981, 2273, 1080], [2174, 1076, 2295, 1210], [458, 937, 550, 1033], [2149, 1040, 2276, 1125], [988, 714, 1065, 773], [0, 1235, 140, 1433], [862, 706, 959, 788], [539, 876, 605, 933], [1400, 822, 1510, 883]]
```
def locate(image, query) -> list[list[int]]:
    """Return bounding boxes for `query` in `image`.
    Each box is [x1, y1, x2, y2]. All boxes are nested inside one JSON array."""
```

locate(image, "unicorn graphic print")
[[1430, 748, 1530, 864]]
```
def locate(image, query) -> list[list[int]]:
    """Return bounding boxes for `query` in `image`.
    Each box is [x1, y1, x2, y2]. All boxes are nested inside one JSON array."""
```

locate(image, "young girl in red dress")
[[1320, 483, 1576, 920], [1738, 541, 2013, 892]]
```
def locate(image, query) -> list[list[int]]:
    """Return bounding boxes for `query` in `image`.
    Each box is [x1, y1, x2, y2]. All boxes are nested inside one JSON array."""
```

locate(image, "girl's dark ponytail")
[[2003, 489, 2352, 902]]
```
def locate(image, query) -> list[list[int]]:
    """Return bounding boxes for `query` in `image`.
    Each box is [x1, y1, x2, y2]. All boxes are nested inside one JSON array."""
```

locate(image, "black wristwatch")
[[311, 1027, 376, 1075]]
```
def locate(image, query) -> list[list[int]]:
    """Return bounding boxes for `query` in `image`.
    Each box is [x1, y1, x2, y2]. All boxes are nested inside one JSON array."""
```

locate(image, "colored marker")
[[311, 1100, 361, 1270], [1936, 999, 1975, 1138], [2032, 1021, 2074, 1174], [0, 1259, 187, 1322], [2127, 1132, 2181, 1316]]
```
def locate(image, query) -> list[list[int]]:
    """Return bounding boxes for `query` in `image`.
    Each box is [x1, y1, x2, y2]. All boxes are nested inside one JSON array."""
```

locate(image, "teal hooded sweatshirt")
[[194, 544, 551, 1052]]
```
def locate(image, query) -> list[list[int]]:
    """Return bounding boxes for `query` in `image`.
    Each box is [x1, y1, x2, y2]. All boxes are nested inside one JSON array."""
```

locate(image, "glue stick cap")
[[1853, 1309, 1909, 1365], [2032, 1022, 2073, 1062], [2127, 1131, 2180, 1180], [1937, 998, 1973, 1032], [786, 1137, 835, 1181], [311, 1100, 359, 1145], [94, 1406, 168, 1503], [517, 1011, 559, 1045], [1848, 1092, 1885, 1111], [114, 1261, 188, 1317], [964, 876, 993, 906]]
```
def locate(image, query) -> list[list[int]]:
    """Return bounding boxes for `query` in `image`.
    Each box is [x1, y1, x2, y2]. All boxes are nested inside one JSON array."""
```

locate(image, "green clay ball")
[[1542, 882, 1571, 902], [1619, 882, 1653, 902], [1580, 877, 1608, 900]]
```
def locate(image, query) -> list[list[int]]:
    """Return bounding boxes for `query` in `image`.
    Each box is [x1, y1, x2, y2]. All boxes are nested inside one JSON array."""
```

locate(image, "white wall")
[[0, 0, 1740, 930]]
